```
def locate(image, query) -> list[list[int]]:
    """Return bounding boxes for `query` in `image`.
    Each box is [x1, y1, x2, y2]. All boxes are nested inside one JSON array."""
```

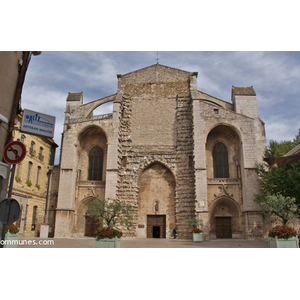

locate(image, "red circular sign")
[[3, 141, 26, 164]]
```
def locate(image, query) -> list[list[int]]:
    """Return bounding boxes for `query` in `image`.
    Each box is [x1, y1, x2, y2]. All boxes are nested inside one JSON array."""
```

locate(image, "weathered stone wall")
[[54, 64, 267, 240], [174, 92, 196, 239], [116, 65, 195, 238]]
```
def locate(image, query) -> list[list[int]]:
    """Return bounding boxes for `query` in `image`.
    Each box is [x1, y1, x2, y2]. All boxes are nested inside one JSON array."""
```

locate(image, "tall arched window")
[[88, 146, 103, 181], [29, 141, 35, 155], [213, 142, 229, 178], [36, 166, 41, 185]]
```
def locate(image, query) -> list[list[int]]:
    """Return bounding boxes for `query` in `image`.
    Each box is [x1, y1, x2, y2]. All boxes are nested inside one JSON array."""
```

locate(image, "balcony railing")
[[67, 113, 113, 124]]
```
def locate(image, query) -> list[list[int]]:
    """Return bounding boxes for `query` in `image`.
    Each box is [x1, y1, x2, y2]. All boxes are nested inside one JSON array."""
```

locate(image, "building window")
[[213, 142, 229, 178], [29, 141, 35, 157], [36, 166, 41, 185], [38, 147, 44, 161], [88, 146, 103, 181], [214, 108, 219, 115], [27, 161, 33, 181]]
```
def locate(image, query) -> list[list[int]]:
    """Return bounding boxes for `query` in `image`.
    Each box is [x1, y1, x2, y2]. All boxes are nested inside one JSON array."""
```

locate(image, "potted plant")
[[94, 227, 123, 248], [268, 225, 299, 248], [255, 194, 300, 248], [4, 223, 20, 248], [188, 217, 203, 243], [86, 198, 134, 248]]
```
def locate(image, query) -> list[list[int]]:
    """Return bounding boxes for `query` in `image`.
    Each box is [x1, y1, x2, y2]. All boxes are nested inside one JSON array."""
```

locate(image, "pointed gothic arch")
[[136, 162, 176, 239], [209, 196, 242, 239]]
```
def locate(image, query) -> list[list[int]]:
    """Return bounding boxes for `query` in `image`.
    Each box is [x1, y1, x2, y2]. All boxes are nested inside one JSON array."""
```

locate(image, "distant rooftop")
[[232, 86, 256, 96], [67, 92, 83, 101]]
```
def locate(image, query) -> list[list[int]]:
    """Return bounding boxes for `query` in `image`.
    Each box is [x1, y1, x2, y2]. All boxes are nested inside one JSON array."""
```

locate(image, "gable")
[[118, 64, 194, 84]]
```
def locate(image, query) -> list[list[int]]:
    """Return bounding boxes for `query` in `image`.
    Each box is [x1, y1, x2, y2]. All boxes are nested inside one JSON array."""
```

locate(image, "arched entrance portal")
[[85, 216, 100, 237], [137, 163, 176, 239], [210, 197, 242, 239], [75, 197, 103, 237]]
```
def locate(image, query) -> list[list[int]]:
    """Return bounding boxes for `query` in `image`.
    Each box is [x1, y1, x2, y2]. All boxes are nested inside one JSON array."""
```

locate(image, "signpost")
[[3, 141, 26, 165], [0, 199, 21, 223], [0, 199, 21, 248], [21, 109, 56, 138], [3, 141, 26, 198], [0, 141, 26, 248]]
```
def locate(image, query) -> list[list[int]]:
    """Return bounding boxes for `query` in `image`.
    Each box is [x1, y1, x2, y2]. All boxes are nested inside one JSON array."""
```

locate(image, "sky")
[[21, 51, 300, 164]]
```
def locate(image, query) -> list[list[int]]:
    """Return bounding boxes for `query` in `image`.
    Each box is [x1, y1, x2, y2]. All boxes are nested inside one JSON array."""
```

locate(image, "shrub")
[[6, 224, 20, 234], [94, 227, 123, 240], [268, 225, 297, 239]]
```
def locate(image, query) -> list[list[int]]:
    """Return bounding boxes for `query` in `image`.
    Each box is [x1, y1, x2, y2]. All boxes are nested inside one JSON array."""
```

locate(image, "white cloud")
[[20, 51, 300, 164]]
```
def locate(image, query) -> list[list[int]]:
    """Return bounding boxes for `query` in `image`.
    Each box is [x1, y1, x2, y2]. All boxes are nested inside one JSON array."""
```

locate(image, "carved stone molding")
[[214, 184, 234, 198]]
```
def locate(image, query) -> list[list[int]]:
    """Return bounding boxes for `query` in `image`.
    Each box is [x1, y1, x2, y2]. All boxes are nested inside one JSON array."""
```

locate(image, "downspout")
[[43, 168, 52, 224], [23, 201, 28, 234]]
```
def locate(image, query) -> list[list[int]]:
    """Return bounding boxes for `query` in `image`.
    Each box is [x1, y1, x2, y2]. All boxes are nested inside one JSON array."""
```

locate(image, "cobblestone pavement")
[[16, 237, 269, 248]]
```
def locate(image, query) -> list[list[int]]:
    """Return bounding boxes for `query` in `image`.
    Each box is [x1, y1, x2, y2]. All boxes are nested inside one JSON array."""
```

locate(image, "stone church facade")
[[54, 64, 267, 240]]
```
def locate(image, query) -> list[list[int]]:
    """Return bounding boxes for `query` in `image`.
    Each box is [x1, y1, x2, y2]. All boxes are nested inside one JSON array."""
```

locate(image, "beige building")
[[11, 115, 58, 237], [0, 51, 25, 200], [0, 51, 41, 201], [54, 64, 267, 240]]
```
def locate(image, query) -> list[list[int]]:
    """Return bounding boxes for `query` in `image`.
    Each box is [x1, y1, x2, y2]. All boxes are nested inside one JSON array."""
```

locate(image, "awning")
[[264, 144, 300, 168], [264, 154, 300, 168]]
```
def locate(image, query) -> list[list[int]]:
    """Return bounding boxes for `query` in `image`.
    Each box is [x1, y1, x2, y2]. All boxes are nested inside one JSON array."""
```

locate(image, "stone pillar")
[[191, 74, 209, 239], [54, 93, 82, 237], [105, 96, 121, 199]]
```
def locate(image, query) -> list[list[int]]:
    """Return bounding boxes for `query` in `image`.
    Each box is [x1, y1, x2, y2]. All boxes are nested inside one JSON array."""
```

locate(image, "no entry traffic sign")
[[3, 141, 26, 164]]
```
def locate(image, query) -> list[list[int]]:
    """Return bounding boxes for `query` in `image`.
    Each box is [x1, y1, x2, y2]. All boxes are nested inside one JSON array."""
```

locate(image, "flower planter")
[[95, 237, 121, 248], [4, 232, 19, 248], [268, 236, 299, 248], [193, 232, 203, 243]]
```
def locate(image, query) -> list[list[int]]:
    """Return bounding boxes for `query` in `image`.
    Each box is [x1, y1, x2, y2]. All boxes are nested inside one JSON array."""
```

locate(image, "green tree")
[[86, 198, 134, 230], [257, 194, 298, 225], [255, 129, 300, 206]]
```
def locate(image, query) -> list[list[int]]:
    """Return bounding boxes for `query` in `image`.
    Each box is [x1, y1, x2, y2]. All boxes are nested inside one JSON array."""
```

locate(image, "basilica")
[[53, 63, 268, 240]]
